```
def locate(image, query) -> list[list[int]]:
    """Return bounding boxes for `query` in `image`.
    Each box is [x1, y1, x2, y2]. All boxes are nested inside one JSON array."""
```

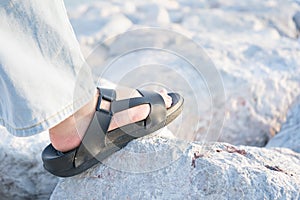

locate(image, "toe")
[[159, 89, 172, 108]]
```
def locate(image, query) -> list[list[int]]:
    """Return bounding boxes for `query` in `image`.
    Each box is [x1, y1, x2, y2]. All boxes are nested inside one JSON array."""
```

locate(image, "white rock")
[[51, 134, 300, 199], [169, 10, 183, 23], [123, 2, 136, 14], [0, 128, 58, 200], [266, 99, 300, 153], [293, 11, 300, 36], [136, 4, 170, 24], [103, 14, 132, 34], [94, 14, 132, 42]]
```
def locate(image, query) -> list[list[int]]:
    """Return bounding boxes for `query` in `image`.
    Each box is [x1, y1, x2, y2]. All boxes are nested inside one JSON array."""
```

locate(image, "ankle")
[[49, 92, 99, 152], [49, 118, 82, 152]]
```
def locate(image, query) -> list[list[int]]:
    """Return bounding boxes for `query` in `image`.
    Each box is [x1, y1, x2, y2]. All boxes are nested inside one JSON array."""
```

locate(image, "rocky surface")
[[51, 133, 300, 199], [293, 11, 300, 36], [0, 128, 58, 200], [266, 98, 300, 153]]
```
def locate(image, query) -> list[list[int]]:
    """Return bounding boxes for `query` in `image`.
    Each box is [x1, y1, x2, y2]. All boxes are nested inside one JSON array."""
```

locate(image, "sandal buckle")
[[96, 93, 113, 115]]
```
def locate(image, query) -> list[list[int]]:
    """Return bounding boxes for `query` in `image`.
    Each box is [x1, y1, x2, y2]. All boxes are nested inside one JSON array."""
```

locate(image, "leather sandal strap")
[[110, 97, 149, 114], [138, 90, 167, 128], [110, 89, 167, 127], [74, 88, 116, 168]]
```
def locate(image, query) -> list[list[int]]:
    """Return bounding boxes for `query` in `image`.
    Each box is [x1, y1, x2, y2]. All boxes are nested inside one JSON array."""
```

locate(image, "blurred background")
[[64, 0, 300, 147]]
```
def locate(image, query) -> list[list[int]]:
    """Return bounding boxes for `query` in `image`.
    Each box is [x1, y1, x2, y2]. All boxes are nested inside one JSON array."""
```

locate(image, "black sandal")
[[42, 88, 183, 177]]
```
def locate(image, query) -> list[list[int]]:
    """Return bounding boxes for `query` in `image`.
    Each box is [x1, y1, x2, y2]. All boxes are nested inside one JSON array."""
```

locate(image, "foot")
[[49, 88, 172, 152]]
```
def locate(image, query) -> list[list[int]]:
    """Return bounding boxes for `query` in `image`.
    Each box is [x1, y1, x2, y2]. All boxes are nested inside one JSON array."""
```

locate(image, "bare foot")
[[49, 88, 172, 152]]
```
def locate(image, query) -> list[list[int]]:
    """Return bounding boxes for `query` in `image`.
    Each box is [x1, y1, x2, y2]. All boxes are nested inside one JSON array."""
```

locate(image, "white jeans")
[[0, 0, 95, 136]]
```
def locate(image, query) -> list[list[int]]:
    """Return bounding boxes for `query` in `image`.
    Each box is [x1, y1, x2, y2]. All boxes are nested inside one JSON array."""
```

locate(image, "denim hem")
[[0, 94, 93, 137]]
